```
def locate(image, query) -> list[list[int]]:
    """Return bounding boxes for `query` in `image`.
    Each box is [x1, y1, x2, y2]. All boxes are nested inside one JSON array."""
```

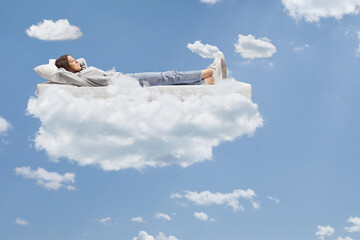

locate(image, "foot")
[[208, 54, 220, 70], [204, 76, 214, 85]]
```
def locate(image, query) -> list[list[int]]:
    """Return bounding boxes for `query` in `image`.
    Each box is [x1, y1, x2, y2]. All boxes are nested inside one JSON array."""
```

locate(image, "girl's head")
[[55, 55, 82, 73]]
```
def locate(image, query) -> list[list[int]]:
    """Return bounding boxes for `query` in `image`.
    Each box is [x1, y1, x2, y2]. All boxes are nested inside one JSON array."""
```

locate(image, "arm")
[[50, 68, 91, 87]]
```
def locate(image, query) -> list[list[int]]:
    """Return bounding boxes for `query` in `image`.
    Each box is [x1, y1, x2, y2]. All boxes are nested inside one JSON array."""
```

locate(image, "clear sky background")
[[1, 0, 360, 239]]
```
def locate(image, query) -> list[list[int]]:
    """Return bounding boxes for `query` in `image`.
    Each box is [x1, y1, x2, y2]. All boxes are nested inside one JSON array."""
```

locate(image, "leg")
[[126, 70, 205, 86], [204, 76, 214, 85], [201, 68, 214, 79]]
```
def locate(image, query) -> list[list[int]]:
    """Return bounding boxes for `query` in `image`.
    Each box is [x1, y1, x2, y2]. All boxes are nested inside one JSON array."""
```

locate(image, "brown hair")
[[55, 54, 77, 73]]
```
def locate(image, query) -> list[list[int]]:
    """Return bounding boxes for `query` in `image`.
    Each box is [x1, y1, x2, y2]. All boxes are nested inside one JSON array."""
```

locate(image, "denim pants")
[[126, 70, 204, 87]]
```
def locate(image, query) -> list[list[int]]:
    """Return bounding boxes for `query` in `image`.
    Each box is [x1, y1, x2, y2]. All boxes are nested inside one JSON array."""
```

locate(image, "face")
[[67, 55, 82, 72]]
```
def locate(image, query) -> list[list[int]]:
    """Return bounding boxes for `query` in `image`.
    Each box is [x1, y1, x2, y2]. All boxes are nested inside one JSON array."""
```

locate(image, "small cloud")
[[239, 60, 253, 66], [98, 217, 111, 225], [193, 211, 215, 222], [66, 185, 76, 191], [199, 0, 222, 5], [187, 40, 220, 58], [234, 34, 276, 59], [133, 231, 178, 240], [345, 216, 360, 232], [133, 231, 154, 240], [336, 237, 353, 240], [355, 32, 360, 57], [0, 115, 11, 135], [268, 196, 280, 203], [342, 25, 358, 37], [171, 188, 257, 212], [15, 166, 75, 190], [345, 28, 351, 36], [194, 211, 208, 221], [170, 193, 183, 199], [251, 201, 260, 209], [155, 232, 178, 240], [153, 213, 171, 221], [315, 225, 335, 240], [14, 218, 29, 226], [294, 44, 309, 52], [180, 202, 189, 207], [282, 0, 360, 23], [131, 216, 144, 223], [26, 19, 83, 41]]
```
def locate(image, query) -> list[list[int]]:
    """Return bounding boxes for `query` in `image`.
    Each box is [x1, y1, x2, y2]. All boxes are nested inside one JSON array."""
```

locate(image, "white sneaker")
[[208, 51, 227, 80], [212, 58, 222, 83], [208, 57, 219, 70], [214, 51, 224, 60], [214, 51, 227, 79]]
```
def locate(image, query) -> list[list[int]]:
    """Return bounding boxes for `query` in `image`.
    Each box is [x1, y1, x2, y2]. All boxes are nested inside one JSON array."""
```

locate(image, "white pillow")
[[34, 59, 58, 81]]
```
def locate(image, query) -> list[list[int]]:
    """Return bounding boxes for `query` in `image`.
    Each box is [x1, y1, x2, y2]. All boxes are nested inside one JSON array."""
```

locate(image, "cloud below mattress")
[[28, 76, 263, 171]]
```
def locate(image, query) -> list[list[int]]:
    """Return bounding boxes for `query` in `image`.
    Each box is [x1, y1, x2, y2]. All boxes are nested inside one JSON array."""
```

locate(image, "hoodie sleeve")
[[50, 68, 92, 87], [77, 58, 87, 70]]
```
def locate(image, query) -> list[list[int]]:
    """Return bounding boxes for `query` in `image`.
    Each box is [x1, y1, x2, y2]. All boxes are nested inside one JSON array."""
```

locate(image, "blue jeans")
[[126, 70, 204, 87]]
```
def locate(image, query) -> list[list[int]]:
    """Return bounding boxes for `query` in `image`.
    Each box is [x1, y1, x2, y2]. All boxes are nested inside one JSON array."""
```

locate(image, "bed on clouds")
[[34, 58, 252, 100], [36, 81, 252, 100]]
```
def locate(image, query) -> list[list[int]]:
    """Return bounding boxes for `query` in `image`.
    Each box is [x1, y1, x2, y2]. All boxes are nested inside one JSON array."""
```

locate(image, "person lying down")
[[51, 53, 227, 87]]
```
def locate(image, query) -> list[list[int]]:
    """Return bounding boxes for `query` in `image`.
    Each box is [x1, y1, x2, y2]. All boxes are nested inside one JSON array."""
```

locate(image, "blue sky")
[[1, 0, 360, 239]]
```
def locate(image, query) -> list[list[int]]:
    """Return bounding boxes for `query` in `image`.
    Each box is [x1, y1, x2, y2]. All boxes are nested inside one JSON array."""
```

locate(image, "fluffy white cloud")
[[193, 211, 215, 221], [14, 218, 28, 226], [27, 77, 263, 171], [345, 216, 360, 232], [234, 34, 276, 59], [315, 225, 335, 240], [131, 216, 144, 222], [14, 166, 75, 190], [171, 188, 257, 212], [98, 217, 111, 225], [194, 211, 208, 221], [268, 196, 280, 203], [199, 0, 222, 5], [153, 213, 171, 221], [336, 236, 353, 240], [155, 232, 178, 240], [133, 231, 155, 240], [0, 115, 11, 135], [187, 40, 220, 58], [133, 231, 178, 240], [282, 0, 360, 22], [26, 19, 83, 41]]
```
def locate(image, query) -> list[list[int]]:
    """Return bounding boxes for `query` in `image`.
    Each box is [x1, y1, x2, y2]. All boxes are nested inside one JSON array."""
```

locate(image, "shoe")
[[208, 51, 227, 79], [208, 57, 219, 70], [212, 58, 222, 83], [214, 51, 227, 79], [220, 57, 227, 79]]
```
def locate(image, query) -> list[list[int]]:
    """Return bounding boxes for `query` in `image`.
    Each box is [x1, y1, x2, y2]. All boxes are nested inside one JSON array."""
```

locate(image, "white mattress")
[[37, 81, 252, 99]]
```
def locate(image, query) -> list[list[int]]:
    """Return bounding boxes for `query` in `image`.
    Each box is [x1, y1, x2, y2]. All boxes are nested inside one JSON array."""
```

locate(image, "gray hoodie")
[[50, 58, 122, 87]]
